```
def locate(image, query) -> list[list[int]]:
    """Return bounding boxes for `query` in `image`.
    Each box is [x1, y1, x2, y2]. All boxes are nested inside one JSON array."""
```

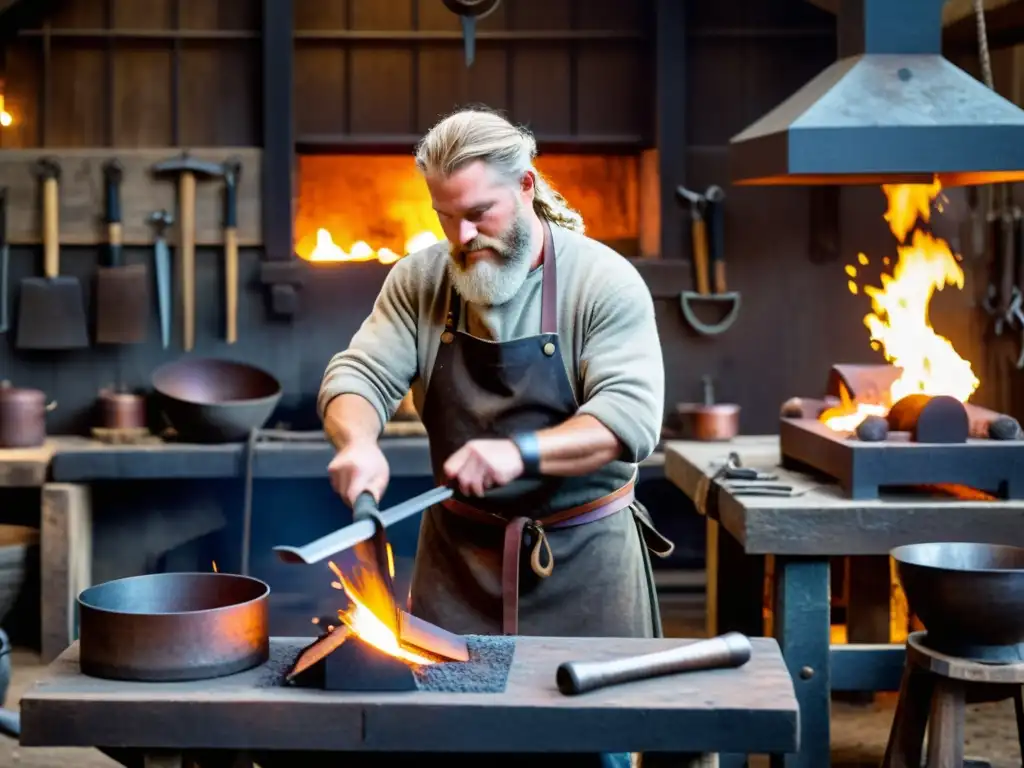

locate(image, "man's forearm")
[[535, 414, 622, 476], [323, 394, 383, 450]]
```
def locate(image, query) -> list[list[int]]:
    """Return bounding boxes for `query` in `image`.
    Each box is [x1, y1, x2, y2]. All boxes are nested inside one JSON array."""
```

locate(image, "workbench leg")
[[40, 483, 92, 663], [703, 517, 763, 768], [770, 556, 831, 768], [704, 518, 764, 638]]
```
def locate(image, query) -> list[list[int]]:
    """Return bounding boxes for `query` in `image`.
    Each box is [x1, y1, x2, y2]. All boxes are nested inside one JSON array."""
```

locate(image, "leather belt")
[[441, 480, 637, 634]]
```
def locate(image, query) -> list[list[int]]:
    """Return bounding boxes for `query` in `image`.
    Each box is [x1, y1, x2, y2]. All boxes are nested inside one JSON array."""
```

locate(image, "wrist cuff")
[[511, 432, 542, 477]]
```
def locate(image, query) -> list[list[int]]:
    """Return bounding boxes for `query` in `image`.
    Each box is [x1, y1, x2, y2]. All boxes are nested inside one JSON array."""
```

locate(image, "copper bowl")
[[676, 403, 741, 441]]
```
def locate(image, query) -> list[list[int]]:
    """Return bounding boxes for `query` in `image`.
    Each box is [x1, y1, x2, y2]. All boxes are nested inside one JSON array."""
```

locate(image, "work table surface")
[[0, 435, 666, 484], [663, 436, 1024, 555], [20, 636, 797, 755]]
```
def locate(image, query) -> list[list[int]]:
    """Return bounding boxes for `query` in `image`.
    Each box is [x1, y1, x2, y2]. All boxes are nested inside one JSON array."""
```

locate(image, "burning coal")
[[324, 548, 436, 666]]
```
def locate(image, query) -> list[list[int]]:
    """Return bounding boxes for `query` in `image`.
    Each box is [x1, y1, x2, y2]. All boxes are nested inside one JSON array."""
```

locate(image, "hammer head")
[[35, 156, 61, 182], [148, 209, 173, 234], [152, 152, 223, 179], [222, 156, 242, 187]]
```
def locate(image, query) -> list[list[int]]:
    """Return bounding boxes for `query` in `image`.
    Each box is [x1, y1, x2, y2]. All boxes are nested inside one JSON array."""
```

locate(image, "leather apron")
[[412, 221, 674, 638]]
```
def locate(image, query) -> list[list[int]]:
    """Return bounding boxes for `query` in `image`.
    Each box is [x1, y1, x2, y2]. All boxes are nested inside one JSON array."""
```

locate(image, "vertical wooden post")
[[40, 483, 92, 663]]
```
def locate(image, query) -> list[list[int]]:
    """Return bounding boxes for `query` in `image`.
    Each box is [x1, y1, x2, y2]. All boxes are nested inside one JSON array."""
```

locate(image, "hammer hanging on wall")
[[152, 152, 223, 352], [222, 158, 241, 345]]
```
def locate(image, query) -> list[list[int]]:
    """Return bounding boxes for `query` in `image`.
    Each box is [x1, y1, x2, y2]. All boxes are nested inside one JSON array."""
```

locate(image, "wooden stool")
[[882, 632, 1024, 768]]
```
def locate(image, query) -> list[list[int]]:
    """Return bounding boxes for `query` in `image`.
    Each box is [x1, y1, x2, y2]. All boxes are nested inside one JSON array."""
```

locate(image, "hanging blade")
[[460, 14, 476, 67]]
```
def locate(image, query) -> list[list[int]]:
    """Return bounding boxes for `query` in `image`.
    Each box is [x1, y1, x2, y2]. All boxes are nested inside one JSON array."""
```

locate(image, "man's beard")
[[446, 206, 534, 307]]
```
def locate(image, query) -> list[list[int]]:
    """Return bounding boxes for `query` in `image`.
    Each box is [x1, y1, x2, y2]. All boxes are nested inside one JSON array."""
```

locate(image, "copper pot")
[[0, 381, 57, 448], [97, 389, 147, 430], [676, 376, 740, 442]]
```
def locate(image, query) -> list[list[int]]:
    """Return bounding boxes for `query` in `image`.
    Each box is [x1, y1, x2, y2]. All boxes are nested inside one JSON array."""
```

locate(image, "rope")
[[972, 0, 1004, 214], [972, 0, 994, 89]]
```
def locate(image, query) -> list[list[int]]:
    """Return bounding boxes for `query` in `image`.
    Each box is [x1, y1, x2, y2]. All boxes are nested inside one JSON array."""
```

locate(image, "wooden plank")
[[20, 636, 798, 755], [0, 440, 56, 486], [663, 438, 1024, 555], [0, 147, 262, 247], [40, 483, 92, 663]]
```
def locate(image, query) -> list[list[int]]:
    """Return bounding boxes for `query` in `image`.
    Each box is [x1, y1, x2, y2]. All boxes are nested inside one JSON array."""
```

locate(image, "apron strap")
[[501, 516, 554, 635], [540, 219, 557, 335]]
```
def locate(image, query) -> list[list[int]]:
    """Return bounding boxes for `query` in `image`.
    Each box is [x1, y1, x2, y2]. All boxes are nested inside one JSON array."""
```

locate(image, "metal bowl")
[[891, 542, 1024, 662], [152, 358, 282, 443], [78, 572, 270, 682]]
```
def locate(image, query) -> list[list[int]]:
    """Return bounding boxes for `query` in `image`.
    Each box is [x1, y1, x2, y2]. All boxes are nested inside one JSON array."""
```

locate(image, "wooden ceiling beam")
[[804, 0, 1024, 51], [805, 0, 1016, 25]]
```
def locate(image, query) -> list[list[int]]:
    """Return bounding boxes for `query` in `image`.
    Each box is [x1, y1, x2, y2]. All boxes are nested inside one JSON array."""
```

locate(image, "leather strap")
[[540, 220, 557, 335], [443, 479, 636, 634]]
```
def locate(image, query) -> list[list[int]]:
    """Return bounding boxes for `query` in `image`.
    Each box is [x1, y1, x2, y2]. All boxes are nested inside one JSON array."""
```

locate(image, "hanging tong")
[[677, 185, 741, 336]]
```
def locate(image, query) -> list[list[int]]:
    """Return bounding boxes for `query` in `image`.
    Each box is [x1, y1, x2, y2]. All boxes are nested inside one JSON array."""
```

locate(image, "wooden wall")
[[0, 0, 1010, 440], [292, 0, 652, 148], [1, 0, 260, 148]]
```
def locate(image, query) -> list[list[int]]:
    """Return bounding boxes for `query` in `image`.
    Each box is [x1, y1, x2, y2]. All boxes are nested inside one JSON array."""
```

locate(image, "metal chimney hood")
[[729, 0, 1024, 186]]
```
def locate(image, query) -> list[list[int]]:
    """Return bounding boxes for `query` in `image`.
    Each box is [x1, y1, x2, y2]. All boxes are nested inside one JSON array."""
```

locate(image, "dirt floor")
[[2, 594, 1021, 767]]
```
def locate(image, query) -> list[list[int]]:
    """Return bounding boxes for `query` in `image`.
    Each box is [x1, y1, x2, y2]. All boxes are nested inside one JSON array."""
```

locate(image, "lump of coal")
[[856, 415, 889, 442], [989, 415, 1022, 441], [780, 397, 805, 418]]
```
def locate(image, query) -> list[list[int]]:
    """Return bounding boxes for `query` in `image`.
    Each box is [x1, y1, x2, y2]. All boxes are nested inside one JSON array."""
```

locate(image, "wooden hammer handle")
[[225, 227, 238, 344], [692, 218, 710, 295], [42, 178, 59, 279], [180, 172, 196, 352]]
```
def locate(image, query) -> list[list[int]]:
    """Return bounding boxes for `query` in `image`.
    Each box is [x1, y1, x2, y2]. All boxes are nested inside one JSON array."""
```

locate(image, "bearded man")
[[319, 107, 672, 641]]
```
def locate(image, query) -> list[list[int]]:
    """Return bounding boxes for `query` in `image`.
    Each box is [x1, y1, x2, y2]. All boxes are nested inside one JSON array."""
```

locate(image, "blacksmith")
[[319, 107, 673, 641]]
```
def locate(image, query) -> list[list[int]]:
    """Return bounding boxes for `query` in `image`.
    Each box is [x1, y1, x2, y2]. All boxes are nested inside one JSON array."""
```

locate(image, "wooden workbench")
[[663, 436, 1024, 768], [0, 441, 59, 487], [20, 636, 798, 761]]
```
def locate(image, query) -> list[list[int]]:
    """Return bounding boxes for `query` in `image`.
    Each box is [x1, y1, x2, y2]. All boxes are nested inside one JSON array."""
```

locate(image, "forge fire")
[[820, 182, 981, 433]]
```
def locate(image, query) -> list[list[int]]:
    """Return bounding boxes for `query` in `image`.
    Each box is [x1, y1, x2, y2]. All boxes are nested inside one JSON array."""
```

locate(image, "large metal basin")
[[78, 572, 270, 681], [891, 542, 1024, 662], [152, 358, 282, 443]]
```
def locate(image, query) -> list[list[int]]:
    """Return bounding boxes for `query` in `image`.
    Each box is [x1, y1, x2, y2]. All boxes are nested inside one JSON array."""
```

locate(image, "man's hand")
[[328, 439, 390, 507], [443, 439, 524, 497]]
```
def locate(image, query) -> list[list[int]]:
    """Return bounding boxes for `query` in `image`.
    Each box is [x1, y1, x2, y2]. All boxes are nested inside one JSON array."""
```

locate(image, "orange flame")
[[325, 543, 434, 666], [302, 229, 440, 264], [211, 561, 218, 573], [821, 181, 980, 431]]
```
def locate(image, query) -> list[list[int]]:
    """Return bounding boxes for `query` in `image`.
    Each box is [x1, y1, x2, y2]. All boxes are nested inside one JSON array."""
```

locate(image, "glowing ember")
[[325, 545, 434, 666], [821, 181, 980, 431], [303, 228, 439, 264]]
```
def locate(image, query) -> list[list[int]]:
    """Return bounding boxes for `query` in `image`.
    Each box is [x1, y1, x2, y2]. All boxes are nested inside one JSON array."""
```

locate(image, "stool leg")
[[925, 679, 965, 768], [883, 665, 934, 768], [1014, 686, 1023, 763]]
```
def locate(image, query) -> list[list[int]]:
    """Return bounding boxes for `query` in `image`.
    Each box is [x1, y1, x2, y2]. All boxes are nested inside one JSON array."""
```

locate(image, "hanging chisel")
[[148, 210, 173, 350], [443, 0, 502, 67]]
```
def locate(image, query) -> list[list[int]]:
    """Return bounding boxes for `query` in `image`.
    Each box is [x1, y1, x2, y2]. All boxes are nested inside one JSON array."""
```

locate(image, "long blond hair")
[[414, 107, 585, 233]]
